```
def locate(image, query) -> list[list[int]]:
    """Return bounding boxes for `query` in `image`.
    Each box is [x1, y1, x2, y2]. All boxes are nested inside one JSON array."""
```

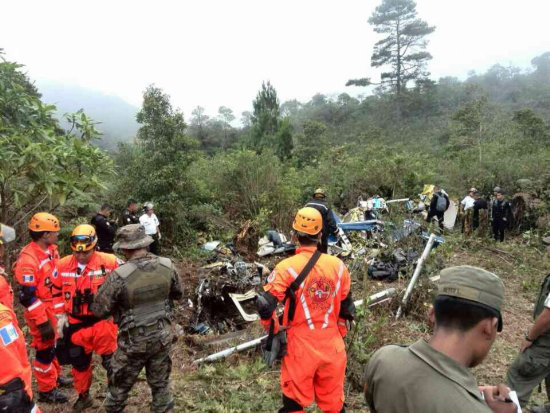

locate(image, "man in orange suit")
[[14, 212, 70, 404], [256, 207, 355, 413], [54, 224, 120, 412], [0, 223, 40, 412]]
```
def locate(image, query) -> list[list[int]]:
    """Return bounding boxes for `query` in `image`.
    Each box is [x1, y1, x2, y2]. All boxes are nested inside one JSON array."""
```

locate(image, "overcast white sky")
[[1, 0, 548, 121]]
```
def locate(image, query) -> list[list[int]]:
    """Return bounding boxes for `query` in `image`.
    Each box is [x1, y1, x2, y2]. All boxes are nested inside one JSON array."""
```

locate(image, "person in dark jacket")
[[491, 190, 513, 242], [472, 191, 488, 230], [305, 188, 339, 253], [426, 186, 450, 230], [91, 204, 117, 253], [121, 199, 140, 226]]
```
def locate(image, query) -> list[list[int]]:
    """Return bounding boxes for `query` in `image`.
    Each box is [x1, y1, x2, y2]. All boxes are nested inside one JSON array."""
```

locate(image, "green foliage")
[[273, 118, 293, 161], [248, 81, 294, 160], [450, 95, 489, 161], [0, 57, 112, 226], [176, 359, 280, 411], [513, 108, 548, 143], [251, 81, 280, 148], [292, 120, 329, 168], [110, 85, 199, 244], [187, 149, 300, 232]]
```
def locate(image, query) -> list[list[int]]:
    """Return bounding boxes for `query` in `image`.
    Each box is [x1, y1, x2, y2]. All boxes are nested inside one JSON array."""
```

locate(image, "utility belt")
[[0, 377, 33, 412], [55, 317, 99, 366], [121, 319, 167, 341]]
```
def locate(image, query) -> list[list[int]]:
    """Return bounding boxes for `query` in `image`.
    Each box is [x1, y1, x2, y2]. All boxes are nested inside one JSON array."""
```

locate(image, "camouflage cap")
[[113, 224, 153, 250], [438, 265, 505, 331]]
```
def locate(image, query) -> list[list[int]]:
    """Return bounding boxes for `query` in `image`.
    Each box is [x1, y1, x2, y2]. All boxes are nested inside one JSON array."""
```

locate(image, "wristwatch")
[[525, 331, 534, 342]]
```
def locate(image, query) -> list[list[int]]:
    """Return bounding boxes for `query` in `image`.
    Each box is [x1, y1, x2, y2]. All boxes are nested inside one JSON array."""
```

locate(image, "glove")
[[37, 321, 55, 342], [55, 313, 69, 339], [263, 331, 287, 368]]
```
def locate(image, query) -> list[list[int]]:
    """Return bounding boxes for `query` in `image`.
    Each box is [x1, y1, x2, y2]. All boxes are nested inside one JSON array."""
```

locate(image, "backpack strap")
[[283, 250, 322, 323]]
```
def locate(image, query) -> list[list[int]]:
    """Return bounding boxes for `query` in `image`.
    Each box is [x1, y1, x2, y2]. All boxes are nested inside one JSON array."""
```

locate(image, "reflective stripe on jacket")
[[262, 245, 351, 335], [14, 242, 59, 325], [53, 252, 120, 320]]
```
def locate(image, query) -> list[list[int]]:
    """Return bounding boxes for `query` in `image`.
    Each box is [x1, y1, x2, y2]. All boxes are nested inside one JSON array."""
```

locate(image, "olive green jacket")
[[364, 339, 492, 413]]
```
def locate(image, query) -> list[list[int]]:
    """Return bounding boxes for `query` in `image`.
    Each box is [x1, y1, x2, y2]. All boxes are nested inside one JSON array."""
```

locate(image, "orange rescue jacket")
[[262, 245, 351, 337], [0, 303, 33, 399], [14, 242, 59, 325], [53, 252, 120, 322], [0, 267, 14, 310]]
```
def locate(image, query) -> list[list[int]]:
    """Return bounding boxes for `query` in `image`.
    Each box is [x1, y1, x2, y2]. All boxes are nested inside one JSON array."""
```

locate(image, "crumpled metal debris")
[[257, 230, 296, 257], [189, 259, 269, 334]]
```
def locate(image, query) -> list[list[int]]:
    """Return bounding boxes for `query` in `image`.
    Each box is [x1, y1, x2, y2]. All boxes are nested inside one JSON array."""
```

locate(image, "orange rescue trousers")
[[280, 329, 346, 413], [69, 319, 117, 395], [25, 304, 62, 393]]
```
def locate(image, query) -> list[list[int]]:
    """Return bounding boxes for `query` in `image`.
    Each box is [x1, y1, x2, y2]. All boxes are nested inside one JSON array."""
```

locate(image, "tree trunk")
[[478, 124, 483, 162], [395, 18, 402, 118]]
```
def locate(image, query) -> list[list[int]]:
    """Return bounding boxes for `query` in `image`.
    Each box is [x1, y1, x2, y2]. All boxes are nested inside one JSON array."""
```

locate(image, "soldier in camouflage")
[[507, 272, 550, 412], [91, 224, 183, 413]]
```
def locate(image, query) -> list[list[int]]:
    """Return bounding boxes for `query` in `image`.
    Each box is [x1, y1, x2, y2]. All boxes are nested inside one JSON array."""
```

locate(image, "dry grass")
[[37, 234, 550, 412]]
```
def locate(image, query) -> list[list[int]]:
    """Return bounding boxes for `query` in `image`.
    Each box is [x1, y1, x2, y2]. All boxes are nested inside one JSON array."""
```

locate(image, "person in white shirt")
[[461, 188, 476, 236], [139, 202, 161, 254], [461, 188, 476, 212]]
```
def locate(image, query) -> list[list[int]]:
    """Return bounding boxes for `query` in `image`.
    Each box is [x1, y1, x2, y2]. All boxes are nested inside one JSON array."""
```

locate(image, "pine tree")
[[347, 0, 435, 105], [251, 81, 280, 149]]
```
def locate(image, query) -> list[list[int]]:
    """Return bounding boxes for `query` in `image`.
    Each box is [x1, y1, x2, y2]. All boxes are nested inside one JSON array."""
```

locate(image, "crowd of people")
[[424, 185, 514, 242], [90, 200, 162, 255], [0, 187, 543, 413], [0, 203, 179, 412], [458, 186, 513, 242]]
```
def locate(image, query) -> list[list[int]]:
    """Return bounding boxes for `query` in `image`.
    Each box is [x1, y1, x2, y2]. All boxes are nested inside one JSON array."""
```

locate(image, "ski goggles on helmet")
[[70, 234, 97, 252]]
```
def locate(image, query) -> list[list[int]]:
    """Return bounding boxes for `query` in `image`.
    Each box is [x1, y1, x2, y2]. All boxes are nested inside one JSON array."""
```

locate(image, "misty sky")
[[1, 0, 548, 121]]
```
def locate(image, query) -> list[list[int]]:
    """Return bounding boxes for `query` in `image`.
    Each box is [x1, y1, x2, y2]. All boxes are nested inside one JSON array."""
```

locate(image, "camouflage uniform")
[[476, 209, 489, 238], [507, 273, 550, 406], [91, 225, 183, 413], [463, 209, 473, 237]]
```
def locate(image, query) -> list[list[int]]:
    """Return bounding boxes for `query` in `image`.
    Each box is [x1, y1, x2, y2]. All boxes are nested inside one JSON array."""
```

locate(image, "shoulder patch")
[[22, 274, 35, 283], [157, 257, 173, 269], [114, 262, 138, 279], [0, 322, 19, 346]]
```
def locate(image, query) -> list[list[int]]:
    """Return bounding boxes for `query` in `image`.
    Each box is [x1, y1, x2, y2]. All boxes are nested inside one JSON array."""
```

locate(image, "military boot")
[[57, 375, 74, 387], [38, 387, 68, 403], [73, 392, 94, 412], [531, 406, 550, 413]]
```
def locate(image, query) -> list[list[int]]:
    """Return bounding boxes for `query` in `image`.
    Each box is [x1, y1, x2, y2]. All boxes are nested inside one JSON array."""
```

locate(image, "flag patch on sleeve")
[[22, 274, 34, 283], [0, 323, 19, 346]]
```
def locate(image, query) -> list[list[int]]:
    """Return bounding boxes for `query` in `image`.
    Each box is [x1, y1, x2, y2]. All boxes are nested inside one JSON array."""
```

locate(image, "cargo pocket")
[[517, 352, 550, 377]]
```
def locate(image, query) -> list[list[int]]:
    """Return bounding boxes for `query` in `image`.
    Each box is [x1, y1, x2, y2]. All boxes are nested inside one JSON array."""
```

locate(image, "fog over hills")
[[36, 80, 139, 149]]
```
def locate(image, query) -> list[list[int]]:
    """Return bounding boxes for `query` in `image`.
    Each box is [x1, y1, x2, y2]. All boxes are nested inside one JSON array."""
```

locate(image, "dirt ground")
[[36, 235, 550, 412]]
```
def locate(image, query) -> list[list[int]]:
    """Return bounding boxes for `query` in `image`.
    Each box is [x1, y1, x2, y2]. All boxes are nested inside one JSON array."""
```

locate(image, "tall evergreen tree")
[[250, 81, 280, 149], [347, 0, 435, 102]]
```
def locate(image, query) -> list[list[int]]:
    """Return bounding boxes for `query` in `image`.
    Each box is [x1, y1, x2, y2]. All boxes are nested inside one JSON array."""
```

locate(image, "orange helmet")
[[70, 224, 97, 252], [293, 207, 322, 236], [28, 212, 60, 232]]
